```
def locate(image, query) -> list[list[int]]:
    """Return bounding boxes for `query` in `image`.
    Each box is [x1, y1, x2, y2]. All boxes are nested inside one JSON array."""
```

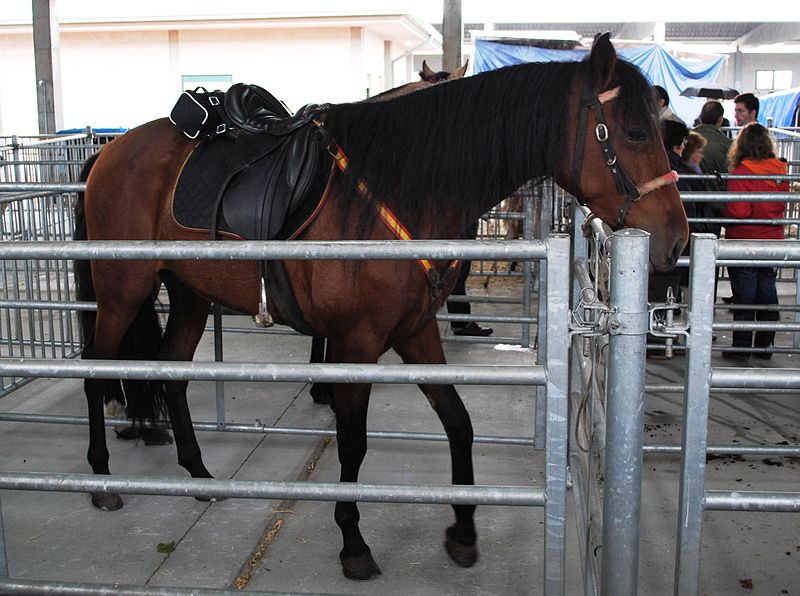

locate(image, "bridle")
[[571, 79, 679, 229]]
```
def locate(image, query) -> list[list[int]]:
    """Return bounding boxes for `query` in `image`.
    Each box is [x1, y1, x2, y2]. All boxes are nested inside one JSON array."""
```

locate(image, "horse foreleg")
[[327, 340, 381, 580], [394, 319, 478, 567], [333, 383, 380, 580]]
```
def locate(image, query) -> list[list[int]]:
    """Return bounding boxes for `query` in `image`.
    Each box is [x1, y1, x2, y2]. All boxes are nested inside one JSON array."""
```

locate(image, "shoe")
[[722, 351, 750, 364], [721, 296, 734, 304], [452, 322, 494, 337]]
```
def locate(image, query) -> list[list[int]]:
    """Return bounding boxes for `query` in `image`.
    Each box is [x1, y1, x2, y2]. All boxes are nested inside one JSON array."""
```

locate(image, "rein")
[[571, 81, 679, 228]]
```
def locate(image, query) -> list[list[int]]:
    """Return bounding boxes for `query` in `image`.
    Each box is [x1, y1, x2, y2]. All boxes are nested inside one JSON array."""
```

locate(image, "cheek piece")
[[572, 84, 680, 228]]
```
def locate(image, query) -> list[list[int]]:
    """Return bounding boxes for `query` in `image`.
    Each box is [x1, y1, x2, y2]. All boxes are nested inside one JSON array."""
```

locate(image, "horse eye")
[[627, 129, 648, 142]]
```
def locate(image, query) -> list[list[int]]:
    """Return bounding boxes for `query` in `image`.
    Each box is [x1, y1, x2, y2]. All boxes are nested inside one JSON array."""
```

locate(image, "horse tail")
[[74, 151, 168, 426]]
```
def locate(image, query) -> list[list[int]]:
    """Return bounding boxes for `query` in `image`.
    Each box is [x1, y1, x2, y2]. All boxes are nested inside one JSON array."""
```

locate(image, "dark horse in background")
[[74, 34, 687, 580]]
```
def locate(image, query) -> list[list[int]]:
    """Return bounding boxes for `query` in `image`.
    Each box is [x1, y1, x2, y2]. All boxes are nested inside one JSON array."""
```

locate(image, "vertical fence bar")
[[0, 492, 7, 577], [521, 190, 534, 347], [794, 272, 800, 349], [674, 234, 718, 596], [544, 234, 570, 595], [536, 183, 554, 450], [601, 229, 649, 596]]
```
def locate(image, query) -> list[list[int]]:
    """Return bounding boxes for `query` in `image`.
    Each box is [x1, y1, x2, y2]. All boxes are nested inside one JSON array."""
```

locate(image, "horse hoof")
[[91, 492, 124, 511], [340, 551, 382, 581], [444, 529, 478, 568], [141, 427, 173, 446]]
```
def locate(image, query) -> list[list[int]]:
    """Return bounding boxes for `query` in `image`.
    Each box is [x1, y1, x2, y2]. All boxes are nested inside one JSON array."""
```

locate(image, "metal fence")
[[674, 237, 800, 595], [0, 235, 574, 595]]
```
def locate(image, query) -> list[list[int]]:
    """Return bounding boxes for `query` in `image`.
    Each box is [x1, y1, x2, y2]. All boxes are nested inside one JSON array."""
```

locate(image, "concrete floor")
[[0, 281, 798, 595]]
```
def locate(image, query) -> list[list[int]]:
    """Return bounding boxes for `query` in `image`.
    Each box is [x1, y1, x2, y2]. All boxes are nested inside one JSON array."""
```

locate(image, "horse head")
[[420, 59, 469, 83], [559, 33, 689, 272]]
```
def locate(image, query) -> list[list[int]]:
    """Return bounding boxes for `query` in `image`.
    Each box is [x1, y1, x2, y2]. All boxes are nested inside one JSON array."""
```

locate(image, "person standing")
[[723, 123, 789, 362], [447, 221, 493, 336], [693, 100, 732, 192], [652, 85, 686, 125], [733, 92, 760, 126]]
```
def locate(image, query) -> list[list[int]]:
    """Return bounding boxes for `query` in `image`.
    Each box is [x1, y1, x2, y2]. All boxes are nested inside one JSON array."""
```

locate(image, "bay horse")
[[74, 34, 687, 580]]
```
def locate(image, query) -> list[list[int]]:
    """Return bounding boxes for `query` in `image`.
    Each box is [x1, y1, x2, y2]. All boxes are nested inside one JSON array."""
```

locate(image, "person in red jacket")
[[723, 123, 790, 362]]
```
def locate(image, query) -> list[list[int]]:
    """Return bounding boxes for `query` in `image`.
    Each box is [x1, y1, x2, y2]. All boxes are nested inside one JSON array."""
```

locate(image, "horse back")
[[85, 118, 199, 242]]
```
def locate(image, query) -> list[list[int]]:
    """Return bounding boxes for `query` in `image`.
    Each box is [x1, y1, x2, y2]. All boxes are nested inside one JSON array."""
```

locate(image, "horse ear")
[[588, 32, 617, 91], [420, 60, 436, 81], [449, 58, 469, 80]]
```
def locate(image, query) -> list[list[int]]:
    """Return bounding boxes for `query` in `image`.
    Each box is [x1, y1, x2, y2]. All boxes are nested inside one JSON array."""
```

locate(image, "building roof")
[[455, 21, 800, 50]]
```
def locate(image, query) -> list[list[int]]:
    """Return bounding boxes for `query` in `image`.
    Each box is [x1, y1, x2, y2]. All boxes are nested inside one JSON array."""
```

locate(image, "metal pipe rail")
[[0, 239, 547, 262], [0, 471, 545, 507], [0, 412, 538, 447], [0, 578, 290, 596], [703, 491, 800, 512], [0, 358, 546, 386]]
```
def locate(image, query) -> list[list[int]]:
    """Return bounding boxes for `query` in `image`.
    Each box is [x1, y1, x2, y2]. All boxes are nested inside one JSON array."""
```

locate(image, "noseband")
[[571, 80, 679, 228]]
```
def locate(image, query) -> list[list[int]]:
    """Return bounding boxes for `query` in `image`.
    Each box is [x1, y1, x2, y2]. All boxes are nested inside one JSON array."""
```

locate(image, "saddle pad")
[[172, 132, 328, 239], [172, 135, 237, 234]]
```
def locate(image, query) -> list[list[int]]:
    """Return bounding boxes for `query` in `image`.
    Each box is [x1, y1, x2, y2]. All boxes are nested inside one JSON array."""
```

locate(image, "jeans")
[[727, 266, 779, 349]]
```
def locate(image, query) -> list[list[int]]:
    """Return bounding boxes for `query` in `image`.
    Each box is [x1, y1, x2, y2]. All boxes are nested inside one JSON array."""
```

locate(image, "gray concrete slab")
[[1, 280, 799, 595]]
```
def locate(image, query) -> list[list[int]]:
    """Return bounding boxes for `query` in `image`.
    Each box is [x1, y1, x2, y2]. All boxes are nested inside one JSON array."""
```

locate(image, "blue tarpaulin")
[[758, 87, 800, 128], [474, 39, 726, 125]]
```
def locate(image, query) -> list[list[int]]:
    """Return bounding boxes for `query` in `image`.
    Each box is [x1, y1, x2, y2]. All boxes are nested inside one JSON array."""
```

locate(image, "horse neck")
[[325, 61, 581, 238]]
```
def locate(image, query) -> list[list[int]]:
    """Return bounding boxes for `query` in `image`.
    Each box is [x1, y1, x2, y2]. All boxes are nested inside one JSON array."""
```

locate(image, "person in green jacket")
[[692, 100, 732, 192]]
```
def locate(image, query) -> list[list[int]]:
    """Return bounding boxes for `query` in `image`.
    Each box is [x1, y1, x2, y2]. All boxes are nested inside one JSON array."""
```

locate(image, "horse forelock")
[[609, 59, 660, 138]]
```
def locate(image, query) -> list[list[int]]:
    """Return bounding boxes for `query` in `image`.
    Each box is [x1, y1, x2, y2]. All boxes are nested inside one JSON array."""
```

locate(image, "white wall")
[[0, 25, 393, 134], [0, 33, 38, 134]]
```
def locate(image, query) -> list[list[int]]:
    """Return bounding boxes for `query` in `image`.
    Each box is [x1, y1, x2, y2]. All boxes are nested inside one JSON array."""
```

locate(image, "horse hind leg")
[[394, 319, 478, 567], [84, 288, 159, 511], [308, 336, 334, 405], [157, 272, 215, 480]]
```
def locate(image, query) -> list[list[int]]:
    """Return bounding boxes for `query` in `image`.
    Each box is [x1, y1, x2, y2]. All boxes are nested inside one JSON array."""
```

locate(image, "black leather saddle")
[[171, 83, 330, 336], [172, 83, 330, 241]]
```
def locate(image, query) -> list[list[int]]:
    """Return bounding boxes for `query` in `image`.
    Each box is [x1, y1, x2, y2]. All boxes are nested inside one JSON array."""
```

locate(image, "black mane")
[[324, 57, 657, 235]]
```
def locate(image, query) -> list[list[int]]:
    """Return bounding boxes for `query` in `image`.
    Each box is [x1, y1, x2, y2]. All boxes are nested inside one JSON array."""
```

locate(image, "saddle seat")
[[224, 83, 325, 137]]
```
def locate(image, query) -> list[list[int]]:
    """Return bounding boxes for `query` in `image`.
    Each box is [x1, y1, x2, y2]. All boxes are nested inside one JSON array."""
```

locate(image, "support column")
[[544, 234, 571, 595], [442, 0, 461, 72], [602, 229, 650, 596], [32, 0, 63, 133]]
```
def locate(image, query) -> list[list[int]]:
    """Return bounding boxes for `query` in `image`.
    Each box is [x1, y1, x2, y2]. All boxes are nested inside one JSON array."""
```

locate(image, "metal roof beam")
[[613, 22, 657, 41], [734, 23, 800, 47]]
